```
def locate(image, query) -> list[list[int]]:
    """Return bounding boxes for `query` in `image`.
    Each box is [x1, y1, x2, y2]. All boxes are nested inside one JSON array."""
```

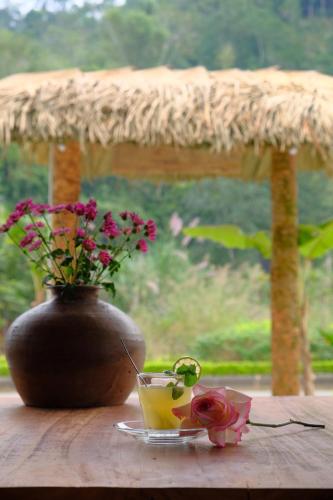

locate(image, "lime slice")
[[172, 357, 201, 386]]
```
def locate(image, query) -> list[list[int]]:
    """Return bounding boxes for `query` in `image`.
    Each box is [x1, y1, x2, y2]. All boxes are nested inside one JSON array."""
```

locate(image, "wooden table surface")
[[0, 393, 332, 500]]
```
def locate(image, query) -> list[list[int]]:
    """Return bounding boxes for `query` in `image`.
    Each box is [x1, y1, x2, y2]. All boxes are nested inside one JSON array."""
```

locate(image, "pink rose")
[[172, 384, 252, 448]]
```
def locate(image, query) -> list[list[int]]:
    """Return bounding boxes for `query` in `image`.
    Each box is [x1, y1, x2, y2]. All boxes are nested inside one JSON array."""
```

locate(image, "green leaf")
[[103, 282, 116, 297], [172, 386, 184, 400], [183, 225, 248, 249], [176, 363, 196, 375], [175, 363, 198, 387], [185, 372, 198, 386], [50, 248, 65, 258], [319, 329, 333, 347], [248, 231, 271, 258], [109, 260, 120, 274], [183, 225, 271, 258], [60, 256, 73, 267], [298, 224, 319, 246], [299, 222, 333, 259]]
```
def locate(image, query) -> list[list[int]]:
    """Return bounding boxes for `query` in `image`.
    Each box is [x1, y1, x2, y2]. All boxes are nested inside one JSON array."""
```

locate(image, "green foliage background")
[[1, 1, 333, 366], [2, 1, 333, 74]]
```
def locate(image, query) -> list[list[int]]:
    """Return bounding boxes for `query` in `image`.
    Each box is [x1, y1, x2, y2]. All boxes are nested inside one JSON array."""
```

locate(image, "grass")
[[144, 360, 333, 375], [1, 356, 332, 378], [0, 356, 8, 376]]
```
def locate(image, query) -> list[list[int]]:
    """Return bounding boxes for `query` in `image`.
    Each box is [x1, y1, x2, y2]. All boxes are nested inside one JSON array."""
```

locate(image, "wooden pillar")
[[49, 141, 81, 232], [271, 148, 300, 395]]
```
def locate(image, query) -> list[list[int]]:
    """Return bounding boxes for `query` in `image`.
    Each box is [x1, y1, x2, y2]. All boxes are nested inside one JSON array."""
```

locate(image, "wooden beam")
[[271, 148, 300, 395], [49, 141, 81, 233]]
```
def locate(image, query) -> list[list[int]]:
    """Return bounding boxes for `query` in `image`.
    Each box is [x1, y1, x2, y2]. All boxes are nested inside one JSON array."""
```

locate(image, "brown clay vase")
[[5, 286, 145, 408]]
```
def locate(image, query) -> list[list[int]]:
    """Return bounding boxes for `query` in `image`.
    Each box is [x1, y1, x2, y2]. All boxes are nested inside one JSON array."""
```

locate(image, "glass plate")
[[115, 420, 207, 445]]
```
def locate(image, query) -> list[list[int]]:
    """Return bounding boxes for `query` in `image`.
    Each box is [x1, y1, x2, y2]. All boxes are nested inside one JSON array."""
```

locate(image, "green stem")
[[7, 229, 52, 276], [28, 214, 66, 283]]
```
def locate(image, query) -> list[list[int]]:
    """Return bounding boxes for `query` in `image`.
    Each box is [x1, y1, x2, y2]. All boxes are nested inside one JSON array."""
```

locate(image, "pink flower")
[[73, 202, 86, 216], [15, 199, 34, 213], [48, 204, 67, 214], [28, 239, 42, 252], [4, 209, 25, 230], [31, 203, 50, 215], [98, 250, 112, 267], [119, 211, 130, 220], [136, 239, 148, 253], [65, 202, 86, 216], [65, 203, 75, 213], [82, 238, 96, 252], [172, 385, 252, 448], [76, 228, 86, 238], [130, 212, 144, 226], [101, 212, 121, 238], [19, 231, 37, 248], [24, 222, 45, 231], [85, 199, 98, 221], [145, 219, 157, 241], [52, 227, 71, 237]]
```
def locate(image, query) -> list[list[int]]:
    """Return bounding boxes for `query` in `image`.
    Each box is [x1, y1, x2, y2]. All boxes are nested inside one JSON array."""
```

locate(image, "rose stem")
[[247, 419, 325, 429]]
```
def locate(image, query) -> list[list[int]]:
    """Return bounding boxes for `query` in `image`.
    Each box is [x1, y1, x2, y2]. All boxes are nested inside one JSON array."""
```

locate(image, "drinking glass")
[[137, 372, 192, 430]]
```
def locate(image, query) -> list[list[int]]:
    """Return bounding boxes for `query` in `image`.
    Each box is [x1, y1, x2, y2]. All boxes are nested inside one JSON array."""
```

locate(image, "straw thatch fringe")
[[0, 68, 333, 179], [1, 67, 333, 157]]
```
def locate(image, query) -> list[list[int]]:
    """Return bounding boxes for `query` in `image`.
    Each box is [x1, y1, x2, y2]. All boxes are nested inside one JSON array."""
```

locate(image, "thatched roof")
[[1, 66, 333, 180]]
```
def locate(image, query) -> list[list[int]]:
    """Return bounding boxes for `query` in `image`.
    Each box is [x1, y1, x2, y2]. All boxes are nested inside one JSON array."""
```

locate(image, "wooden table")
[[0, 393, 332, 499]]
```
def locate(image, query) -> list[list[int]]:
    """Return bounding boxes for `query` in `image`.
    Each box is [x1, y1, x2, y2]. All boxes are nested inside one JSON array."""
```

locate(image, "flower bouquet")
[[0, 198, 156, 408], [0, 198, 157, 294]]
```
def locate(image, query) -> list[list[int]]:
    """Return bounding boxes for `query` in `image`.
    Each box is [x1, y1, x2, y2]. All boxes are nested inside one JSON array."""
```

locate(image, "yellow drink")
[[138, 382, 192, 430]]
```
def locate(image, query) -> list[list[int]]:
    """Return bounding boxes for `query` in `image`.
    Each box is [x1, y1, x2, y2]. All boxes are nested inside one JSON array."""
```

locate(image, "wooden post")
[[49, 141, 81, 232], [271, 148, 300, 395]]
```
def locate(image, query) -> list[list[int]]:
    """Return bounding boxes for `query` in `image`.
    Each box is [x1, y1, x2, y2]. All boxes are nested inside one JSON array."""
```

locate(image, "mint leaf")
[[175, 363, 198, 387], [184, 372, 198, 387], [172, 386, 184, 400]]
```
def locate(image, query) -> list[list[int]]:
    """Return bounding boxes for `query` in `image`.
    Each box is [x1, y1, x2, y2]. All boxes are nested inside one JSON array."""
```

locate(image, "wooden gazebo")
[[1, 66, 333, 396]]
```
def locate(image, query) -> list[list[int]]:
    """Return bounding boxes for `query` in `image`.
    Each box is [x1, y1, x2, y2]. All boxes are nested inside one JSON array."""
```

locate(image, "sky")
[[0, 0, 125, 13]]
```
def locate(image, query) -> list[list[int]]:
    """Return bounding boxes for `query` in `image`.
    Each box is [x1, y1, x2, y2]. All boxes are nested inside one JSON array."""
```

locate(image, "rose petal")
[[193, 384, 226, 398], [172, 401, 192, 420], [208, 426, 226, 448], [229, 415, 248, 432], [225, 428, 242, 445], [180, 417, 203, 429], [226, 388, 252, 406], [226, 388, 252, 421]]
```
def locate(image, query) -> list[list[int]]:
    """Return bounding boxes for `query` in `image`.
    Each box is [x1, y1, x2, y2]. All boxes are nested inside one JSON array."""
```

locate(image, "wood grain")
[[271, 149, 300, 395], [0, 394, 332, 499]]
